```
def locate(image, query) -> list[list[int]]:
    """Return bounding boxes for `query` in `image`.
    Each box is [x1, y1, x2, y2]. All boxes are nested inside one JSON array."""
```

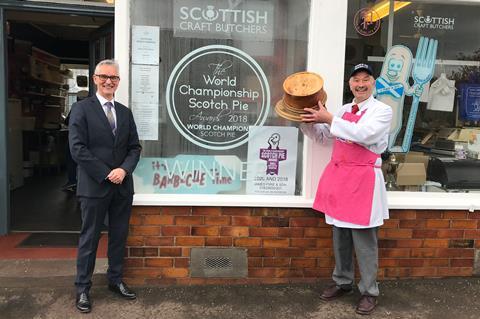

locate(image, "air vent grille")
[[191, 248, 247, 278]]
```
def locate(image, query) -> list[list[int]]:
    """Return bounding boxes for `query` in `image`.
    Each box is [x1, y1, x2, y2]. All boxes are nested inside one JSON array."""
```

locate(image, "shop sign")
[[246, 126, 298, 195], [166, 44, 270, 150], [413, 15, 455, 31], [173, 0, 273, 41], [133, 155, 242, 194]]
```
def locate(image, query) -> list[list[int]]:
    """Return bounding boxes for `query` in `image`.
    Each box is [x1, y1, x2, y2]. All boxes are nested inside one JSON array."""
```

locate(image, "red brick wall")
[[124, 207, 480, 285]]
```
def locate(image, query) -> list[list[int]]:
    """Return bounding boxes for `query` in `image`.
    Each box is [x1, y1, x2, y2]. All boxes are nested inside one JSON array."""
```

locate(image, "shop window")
[[346, 0, 480, 193], [129, 0, 311, 196]]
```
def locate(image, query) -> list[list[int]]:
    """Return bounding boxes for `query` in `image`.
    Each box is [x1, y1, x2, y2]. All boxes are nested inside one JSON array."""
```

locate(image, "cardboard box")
[[405, 151, 430, 170], [448, 128, 480, 143], [439, 128, 456, 139], [42, 107, 62, 128], [32, 47, 60, 67], [396, 163, 426, 186]]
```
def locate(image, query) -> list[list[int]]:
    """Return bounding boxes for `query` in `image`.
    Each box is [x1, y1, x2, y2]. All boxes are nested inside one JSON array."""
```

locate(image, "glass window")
[[130, 0, 311, 196], [346, 0, 480, 193]]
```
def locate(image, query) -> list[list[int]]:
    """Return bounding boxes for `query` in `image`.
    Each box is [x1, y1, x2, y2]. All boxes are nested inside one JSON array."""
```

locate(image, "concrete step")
[[0, 258, 108, 288]]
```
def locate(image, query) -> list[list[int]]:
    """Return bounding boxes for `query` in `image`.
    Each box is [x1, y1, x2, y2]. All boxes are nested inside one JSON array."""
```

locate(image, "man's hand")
[[107, 168, 127, 184], [301, 100, 333, 124]]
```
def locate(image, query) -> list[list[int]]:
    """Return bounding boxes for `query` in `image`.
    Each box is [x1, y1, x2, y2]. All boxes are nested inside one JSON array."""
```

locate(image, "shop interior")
[[345, 1, 480, 193], [6, 9, 113, 232]]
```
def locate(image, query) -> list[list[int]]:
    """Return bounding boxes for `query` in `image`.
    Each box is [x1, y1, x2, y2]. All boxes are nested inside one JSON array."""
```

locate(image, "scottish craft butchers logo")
[[353, 8, 381, 37], [201, 6, 220, 21], [414, 15, 455, 30], [174, 0, 273, 40], [259, 133, 287, 175], [166, 45, 270, 150], [179, 5, 267, 25]]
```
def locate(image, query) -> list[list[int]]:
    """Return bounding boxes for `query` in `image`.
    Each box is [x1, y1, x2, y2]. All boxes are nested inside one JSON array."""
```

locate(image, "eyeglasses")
[[94, 74, 120, 82]]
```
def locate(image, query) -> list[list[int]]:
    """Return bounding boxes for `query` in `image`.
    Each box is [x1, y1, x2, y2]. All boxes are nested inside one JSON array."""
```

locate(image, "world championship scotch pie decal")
[[166, 45, 270, 150]]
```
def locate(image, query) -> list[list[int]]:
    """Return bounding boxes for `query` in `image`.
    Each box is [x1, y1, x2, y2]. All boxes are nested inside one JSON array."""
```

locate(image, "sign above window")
[[173, 0, 274, 41]]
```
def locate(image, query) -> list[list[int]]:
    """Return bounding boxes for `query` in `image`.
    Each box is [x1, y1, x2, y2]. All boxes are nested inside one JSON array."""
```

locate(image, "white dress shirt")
[[96, 93, 117, 128], [300, 95, 392, 228]]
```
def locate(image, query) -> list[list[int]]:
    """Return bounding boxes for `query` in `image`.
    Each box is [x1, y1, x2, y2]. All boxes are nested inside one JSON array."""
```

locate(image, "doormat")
[[17, 233, 80, 248]]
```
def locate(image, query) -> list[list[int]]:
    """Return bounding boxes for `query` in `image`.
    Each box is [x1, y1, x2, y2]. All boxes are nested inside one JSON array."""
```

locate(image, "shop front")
[[1, 0, 478, 282], [113, 0, 480, 285], [0, 0, 114, 236]]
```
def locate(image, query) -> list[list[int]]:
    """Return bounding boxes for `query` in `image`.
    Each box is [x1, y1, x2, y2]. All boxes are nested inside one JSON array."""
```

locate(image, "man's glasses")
[[94, 74, 120, 82]]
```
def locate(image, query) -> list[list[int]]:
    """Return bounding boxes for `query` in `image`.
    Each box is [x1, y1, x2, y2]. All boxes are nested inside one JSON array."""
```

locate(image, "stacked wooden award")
[[275, 71, 327, 122]]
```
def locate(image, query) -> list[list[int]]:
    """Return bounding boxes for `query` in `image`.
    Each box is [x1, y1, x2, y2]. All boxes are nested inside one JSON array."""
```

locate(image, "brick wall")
[[124, 207, 480, 285]]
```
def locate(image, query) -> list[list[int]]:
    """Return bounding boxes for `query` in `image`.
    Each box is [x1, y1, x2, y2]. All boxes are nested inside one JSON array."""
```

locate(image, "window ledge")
[[387, 191, 480, 211], [133, 192, 480, 211], [133, 194, 313, 208]]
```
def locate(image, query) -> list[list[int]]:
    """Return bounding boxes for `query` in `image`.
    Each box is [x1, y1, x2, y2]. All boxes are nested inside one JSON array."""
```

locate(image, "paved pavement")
[[1, 260, 480, 319]]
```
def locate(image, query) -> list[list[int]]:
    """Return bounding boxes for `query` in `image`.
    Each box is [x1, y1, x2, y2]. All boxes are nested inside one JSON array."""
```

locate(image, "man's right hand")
[[301, 101, 333, 124]]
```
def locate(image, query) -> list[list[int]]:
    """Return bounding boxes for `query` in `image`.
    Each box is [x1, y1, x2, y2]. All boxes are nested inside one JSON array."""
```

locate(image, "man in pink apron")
[[301, 63, 392, 315]]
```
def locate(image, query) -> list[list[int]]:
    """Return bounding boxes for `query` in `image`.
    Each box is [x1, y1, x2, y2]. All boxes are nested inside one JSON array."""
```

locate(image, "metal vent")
[[191, 248, 247, 278], [205, 256, 233, 269]]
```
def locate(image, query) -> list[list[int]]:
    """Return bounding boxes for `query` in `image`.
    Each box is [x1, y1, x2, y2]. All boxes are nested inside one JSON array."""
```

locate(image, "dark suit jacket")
[[68, 96, 142, 198]]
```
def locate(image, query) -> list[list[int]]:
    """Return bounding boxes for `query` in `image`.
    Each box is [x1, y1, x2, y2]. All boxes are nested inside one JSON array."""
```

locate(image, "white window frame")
[[114, 0, 480, 211]]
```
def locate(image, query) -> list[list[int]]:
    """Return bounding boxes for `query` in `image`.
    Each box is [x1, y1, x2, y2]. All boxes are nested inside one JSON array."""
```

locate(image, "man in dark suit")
[[69, 59, 142, 313]]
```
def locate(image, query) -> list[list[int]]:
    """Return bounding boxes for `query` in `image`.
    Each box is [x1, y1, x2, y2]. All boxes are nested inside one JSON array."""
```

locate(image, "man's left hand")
[[107, 168, 127, 184]]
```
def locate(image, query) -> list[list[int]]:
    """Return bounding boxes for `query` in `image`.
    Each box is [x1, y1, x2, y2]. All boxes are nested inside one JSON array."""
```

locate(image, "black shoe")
[[62, 183, 76, 192], [108, 282, 136, 300], [76, 292, 91, 313]]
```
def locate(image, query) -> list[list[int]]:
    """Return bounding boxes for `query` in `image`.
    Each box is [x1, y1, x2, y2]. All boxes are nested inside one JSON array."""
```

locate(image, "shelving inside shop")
[[8, 39, 71, 187]]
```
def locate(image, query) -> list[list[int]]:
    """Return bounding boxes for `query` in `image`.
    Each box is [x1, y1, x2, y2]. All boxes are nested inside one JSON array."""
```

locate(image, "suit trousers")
[[331, 226, 379, 296], [75, 185, 133, 294]]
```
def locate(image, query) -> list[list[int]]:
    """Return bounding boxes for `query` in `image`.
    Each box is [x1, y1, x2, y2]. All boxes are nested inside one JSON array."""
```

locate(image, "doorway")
[[4, 6, 113, 232]]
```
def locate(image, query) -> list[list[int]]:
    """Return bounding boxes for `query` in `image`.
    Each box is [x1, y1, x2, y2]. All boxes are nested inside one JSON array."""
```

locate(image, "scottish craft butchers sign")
[[173, 0, 273, 41], [413, 15, 455, 31], [166, 44, 270, 150]]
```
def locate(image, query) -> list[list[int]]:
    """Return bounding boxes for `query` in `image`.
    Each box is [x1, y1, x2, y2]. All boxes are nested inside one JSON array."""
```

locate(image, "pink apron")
[[312, 110, 380, 226]]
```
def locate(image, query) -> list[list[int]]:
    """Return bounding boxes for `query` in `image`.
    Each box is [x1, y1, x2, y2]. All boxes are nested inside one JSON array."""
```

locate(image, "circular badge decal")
[[166, 45, 270, 150], [353, 8, 381, 37]]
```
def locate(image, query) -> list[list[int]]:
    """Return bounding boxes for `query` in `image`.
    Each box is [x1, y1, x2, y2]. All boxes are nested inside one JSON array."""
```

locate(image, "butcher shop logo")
[[414, 15, 455, 31], [174, 0, 273, 39]]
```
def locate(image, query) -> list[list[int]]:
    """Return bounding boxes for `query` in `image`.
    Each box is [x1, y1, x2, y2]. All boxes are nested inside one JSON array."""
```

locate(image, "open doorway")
[[6, 8, 113, 232]]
